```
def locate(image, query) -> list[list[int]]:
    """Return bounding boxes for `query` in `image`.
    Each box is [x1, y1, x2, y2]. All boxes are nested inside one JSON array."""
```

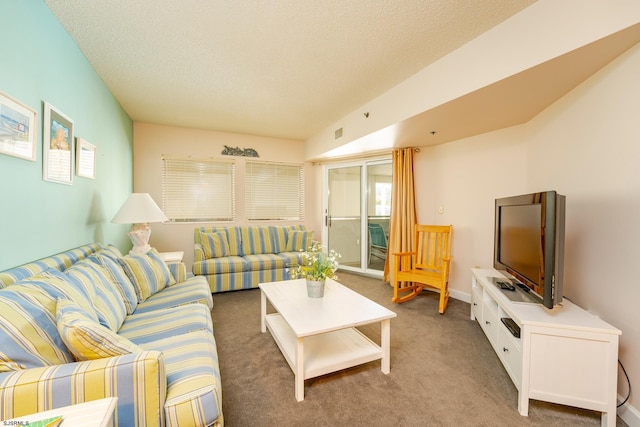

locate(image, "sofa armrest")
[[194, 243, 206, 263], [0, 351, 166, 427], [167, 261, 187, 282]]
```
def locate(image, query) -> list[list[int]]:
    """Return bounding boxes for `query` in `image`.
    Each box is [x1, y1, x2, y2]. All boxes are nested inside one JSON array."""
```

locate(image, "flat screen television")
[[493, 191, 566, 309]]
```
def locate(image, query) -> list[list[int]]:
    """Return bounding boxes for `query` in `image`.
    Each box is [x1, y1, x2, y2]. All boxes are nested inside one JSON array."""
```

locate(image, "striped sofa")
[[0, 244, 222, 427], [193, 225, 313, 293]]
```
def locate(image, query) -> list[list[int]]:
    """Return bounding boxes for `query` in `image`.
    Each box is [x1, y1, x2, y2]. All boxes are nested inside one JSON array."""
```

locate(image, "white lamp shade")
[[111, 193, 168, 224]]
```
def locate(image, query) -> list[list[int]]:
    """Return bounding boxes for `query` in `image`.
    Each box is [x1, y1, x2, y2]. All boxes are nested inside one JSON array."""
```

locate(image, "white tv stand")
[[471, 269, 621, 427]]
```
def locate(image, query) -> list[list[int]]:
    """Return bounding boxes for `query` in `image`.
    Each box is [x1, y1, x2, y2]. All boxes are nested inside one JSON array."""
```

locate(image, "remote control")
[[497, 281, 515, 291]]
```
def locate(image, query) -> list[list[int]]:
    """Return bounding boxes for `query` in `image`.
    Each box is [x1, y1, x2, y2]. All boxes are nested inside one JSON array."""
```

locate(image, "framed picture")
[[0, 91, 37, 161], [43, 102, 74, 184], [76, 138, 96, 179]]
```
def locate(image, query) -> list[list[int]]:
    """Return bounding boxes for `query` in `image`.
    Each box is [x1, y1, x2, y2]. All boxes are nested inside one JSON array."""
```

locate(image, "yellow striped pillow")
[[118, 248, 176, 302], [0, 289, 74, 371], [56, 298, 142, 360], [285, 230, 313, 252], [63, 261, 127, 331], [201, 232, 230, 259]]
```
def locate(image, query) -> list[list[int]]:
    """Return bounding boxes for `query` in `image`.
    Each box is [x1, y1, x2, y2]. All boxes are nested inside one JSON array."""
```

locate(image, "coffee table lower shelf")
[[265, 313, 383, 381]]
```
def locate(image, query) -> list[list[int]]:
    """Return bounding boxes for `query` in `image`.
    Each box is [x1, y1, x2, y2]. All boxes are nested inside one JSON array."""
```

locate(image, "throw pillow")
[[201, 232, 230, 259], [0, 289, 74, 371], [285, 230, 313, 252], [56, 299, 142, 361], [31, 269, 98, 321], [89, 253, 139, 315], [63, 261, 127, 331], [117, 248, 176, 302], [241, 226, 274, 255]]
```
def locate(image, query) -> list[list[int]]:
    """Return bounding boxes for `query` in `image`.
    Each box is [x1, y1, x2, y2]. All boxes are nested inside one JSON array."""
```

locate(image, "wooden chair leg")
[[392, 281, 422, 303], [438, 285, 450, 314]]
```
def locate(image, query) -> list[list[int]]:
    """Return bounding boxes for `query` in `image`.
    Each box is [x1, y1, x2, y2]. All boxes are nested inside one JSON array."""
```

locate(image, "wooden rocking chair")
[[392, 224, 453, 314]]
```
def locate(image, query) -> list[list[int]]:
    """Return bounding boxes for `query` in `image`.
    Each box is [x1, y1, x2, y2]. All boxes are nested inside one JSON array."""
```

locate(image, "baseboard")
[[618, 396, 640, 427], [451, 289, 471, 304]]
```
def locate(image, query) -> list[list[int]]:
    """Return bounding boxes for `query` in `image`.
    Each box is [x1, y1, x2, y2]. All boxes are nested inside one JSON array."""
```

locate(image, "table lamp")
[[111, 193, 168, 255]]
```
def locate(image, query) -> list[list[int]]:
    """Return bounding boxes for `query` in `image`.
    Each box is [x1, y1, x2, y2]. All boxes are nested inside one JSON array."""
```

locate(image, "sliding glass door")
[[325, 159, 391, 275], [326, 165, 362, 271]]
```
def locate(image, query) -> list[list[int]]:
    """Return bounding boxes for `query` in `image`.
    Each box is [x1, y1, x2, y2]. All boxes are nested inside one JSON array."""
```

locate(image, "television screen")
[[493, 191, 565, 309], [498, 204, 543, 286]]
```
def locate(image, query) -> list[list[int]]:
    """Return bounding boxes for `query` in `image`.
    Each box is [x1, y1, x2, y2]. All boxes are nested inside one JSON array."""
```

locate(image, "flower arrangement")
[[289, 242, 341, 282]]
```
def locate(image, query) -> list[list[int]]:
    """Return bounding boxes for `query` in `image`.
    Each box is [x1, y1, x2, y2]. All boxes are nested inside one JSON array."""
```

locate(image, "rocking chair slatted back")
[[414, 225, 451, 272]]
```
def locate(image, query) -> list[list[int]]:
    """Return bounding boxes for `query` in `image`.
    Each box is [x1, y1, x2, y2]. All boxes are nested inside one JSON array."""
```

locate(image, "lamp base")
[[128, 224, 151, 256]]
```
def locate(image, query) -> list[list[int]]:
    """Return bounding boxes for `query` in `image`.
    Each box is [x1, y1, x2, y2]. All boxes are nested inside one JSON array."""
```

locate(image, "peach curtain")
[[383, 148, 417, 282]]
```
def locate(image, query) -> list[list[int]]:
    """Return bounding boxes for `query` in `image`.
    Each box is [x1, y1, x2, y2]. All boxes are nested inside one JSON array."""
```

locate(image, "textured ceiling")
[[44, 0, 537, 141]]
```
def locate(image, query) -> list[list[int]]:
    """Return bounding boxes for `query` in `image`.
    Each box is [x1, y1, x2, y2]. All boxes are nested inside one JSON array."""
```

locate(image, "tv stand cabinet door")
[[520, 325, 620, 422]]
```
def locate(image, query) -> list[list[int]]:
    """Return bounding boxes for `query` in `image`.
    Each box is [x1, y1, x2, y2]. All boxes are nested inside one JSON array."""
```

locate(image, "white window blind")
[[245, 161, 304, 221], [162, 155, 235, 222]]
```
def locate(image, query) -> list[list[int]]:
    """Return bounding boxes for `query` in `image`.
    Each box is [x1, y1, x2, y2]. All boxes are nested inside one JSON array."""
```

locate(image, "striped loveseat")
[[193, 225, 313, 293], [0, 244, 222, 427]]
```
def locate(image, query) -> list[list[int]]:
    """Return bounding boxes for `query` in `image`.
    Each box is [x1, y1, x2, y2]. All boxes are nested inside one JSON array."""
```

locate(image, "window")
[[245, 161, 304, 220], [162, 155, 235, 222]]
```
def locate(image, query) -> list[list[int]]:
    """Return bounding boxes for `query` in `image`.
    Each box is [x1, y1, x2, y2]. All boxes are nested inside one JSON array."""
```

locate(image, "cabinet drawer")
[[471, 287, 483, 321], [482, 305, 499, 346], [498, 325, 522, 388]]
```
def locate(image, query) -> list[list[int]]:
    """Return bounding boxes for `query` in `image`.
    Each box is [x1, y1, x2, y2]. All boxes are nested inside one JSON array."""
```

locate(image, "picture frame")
[[76, 137, 96, 179], [43, 102, 74, 185], [0, 91, 37, 161]]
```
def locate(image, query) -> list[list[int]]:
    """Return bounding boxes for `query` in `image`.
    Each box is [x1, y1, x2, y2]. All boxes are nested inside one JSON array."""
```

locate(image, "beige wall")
[[411, 43, 640, 412], [133, 123, 320, 269]]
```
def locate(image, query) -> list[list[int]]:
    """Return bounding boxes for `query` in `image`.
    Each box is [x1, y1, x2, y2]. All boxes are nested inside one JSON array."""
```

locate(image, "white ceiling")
[[44, 0, 538, 142]]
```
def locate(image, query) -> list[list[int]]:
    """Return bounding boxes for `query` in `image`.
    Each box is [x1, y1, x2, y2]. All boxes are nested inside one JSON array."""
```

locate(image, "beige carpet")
[[211, 271, 625, 426]]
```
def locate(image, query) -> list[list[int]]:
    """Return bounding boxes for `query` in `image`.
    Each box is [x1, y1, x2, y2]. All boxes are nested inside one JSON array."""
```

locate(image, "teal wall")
[[0, 0, 133, 270]]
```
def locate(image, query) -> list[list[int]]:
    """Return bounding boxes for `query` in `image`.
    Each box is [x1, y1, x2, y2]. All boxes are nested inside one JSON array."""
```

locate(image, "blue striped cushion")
[[26, 269, 98, 321], [271, 225, 305, 253], [196, 226, 243, 256], [64, 261, 127, 331], [56, 299, 142, 360], [285, 230, 313, 252], [134, 276, 213, 314], [241, 226, 274, 255], [117, 249, 176, 303], [100, 244, 124, 259], [120, 305, 212, 345], [243, 254, 286, 270], [278, 251, 304, 266], [222, 227, 243, 256], [270, 226, 288, 254], [89, 253, 138, 314], [139, 329, 221, 426], [166, 262, 186, 282], [201, 232, 230, 259], [0, 288, 74, 371]]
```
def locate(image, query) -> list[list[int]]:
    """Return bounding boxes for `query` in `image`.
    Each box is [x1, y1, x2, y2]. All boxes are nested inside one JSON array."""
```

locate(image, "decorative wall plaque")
[[221, 145, 259, 157]]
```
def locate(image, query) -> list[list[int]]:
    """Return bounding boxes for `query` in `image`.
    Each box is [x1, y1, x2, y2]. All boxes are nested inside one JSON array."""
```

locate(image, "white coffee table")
[[260, 278, 397, 401]]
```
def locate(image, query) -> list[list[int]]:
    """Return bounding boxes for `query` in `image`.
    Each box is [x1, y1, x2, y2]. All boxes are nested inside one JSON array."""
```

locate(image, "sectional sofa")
[[193, 225, 313, 292], [0, 244, 222, 427]]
